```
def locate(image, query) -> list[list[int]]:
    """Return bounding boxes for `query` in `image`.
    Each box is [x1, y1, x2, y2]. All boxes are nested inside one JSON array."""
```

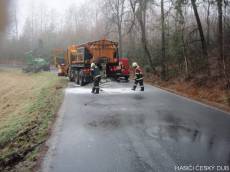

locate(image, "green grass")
[[0, 71, 68, 171]]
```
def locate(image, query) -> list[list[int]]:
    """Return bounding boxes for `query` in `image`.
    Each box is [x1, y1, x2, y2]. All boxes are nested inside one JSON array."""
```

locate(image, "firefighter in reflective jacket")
[[131, 62, 144, 91], [91, 63, 101, 94]]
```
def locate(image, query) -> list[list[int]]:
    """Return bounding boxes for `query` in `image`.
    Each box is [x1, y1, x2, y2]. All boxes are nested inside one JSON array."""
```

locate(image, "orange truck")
[[65, 39, 120, 85]]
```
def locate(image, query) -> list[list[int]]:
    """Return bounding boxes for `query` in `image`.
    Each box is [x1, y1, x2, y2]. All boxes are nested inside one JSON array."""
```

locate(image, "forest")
[[1, 1, 230, 171], [0, 0, 230, 98]]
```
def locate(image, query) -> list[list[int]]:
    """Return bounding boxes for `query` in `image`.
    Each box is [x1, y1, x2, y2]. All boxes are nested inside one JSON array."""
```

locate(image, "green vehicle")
[[23, 51, 50, 73]]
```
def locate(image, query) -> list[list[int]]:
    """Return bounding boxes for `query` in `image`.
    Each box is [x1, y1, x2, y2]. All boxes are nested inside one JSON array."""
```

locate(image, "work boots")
[[91, 88, 96, 94], [131, 86, 136, 91], [95, 88, 99, 94], [132, 86, 144, 91]]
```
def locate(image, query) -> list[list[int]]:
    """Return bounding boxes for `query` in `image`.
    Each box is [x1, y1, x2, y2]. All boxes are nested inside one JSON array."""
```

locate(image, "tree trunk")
[[139, 18, 154, 71], [118, 0, 125, 58], [135, 0, 155, 72], [217, 0, 224, 76], [206, 0, 211, 47], [13, 6, 18, 40], [182, 26, 189, 78], [161, 0, 166, 80], [217, 0, 230, 104], [118, 22, 123, 58], [191, 0, 209, 73]]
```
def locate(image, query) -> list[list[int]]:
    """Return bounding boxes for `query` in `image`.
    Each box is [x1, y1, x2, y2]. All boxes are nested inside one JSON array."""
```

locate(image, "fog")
[[15, 0, 86, 33], [0, 0, 229, 84]]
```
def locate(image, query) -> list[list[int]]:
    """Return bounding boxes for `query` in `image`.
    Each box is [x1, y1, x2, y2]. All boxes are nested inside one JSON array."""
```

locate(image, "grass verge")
[[0, 69, 68, 172]]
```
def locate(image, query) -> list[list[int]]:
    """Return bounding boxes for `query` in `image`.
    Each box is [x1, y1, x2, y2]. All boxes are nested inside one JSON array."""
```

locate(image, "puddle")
[[66, 87, 138, 95], [133, 94, 145, 100], [88, 114, 121, 129], [145, 113, 230, 166], [66, 87, 93, 94], [102, 88, 136, 94]]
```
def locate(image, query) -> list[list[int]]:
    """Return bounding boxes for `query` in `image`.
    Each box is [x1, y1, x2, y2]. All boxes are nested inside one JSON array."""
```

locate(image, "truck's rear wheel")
[[79, 76, 84, 86], [79, 71, 84, 86], [75, 71, 80, 85]]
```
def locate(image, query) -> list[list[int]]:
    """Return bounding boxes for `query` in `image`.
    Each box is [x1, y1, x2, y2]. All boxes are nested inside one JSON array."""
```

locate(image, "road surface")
[[41, 81, 230, 172]]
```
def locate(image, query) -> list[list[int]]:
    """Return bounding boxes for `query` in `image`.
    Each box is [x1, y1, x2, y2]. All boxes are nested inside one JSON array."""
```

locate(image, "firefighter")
[[91, 63, 101, 94], [131, 62, 144, 91]]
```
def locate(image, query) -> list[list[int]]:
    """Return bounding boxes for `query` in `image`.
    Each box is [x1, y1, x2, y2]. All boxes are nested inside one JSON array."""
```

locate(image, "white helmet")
[[91, 63, 96, 68], [132, 62, 138, 68]]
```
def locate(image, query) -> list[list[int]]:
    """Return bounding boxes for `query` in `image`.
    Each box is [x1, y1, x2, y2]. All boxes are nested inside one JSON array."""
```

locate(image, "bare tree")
[[206, 0, 211, 47], [174, 0, 189, 77], [161, 0, 166, 80], [191, 0, 209, 72], [130, 0, 155, 71], [217, 0, 230, 88], [10, 2, 19, 40], [103, 0, 126, 57]]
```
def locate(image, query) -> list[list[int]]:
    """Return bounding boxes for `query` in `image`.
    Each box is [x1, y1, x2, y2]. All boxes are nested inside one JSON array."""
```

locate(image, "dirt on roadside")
[[145, 74, 230, 113]]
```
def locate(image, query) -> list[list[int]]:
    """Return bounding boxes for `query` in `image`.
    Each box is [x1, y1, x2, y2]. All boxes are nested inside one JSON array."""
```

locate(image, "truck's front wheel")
[[69, 69, 75, 82], [125, 76, 129, 82]]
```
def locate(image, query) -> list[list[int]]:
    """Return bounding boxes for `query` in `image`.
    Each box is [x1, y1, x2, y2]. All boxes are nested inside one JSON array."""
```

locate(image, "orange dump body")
[[84, 39, 118, 64], [66, 39, 118, 66]]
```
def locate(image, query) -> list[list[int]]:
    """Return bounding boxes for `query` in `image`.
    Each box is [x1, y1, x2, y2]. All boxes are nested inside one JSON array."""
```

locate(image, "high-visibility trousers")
[[92, 76, 101, 94], [133, 78, 144, 91]]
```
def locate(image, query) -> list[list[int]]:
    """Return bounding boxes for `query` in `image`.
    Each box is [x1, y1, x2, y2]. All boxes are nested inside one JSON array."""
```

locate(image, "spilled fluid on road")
[[66, 86, 138, 95]]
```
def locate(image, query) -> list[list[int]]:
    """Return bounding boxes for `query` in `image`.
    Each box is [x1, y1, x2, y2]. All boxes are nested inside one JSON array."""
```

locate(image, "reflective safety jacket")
[[135, 66, 143, 81], [91, 66, 101, 79]]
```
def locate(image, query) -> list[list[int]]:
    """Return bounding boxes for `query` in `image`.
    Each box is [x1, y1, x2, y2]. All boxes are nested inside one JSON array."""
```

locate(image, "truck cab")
[[109, 58, 130, 81]]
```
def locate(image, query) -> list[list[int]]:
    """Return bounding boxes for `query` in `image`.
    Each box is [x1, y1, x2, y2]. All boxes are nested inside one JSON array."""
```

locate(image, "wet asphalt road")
[[41, 81, 230, 172]]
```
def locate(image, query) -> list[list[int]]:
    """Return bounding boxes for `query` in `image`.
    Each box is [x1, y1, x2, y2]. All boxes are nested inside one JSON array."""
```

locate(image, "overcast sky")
[[17, 0, 84, 14], [14, 0, 85, 32]]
